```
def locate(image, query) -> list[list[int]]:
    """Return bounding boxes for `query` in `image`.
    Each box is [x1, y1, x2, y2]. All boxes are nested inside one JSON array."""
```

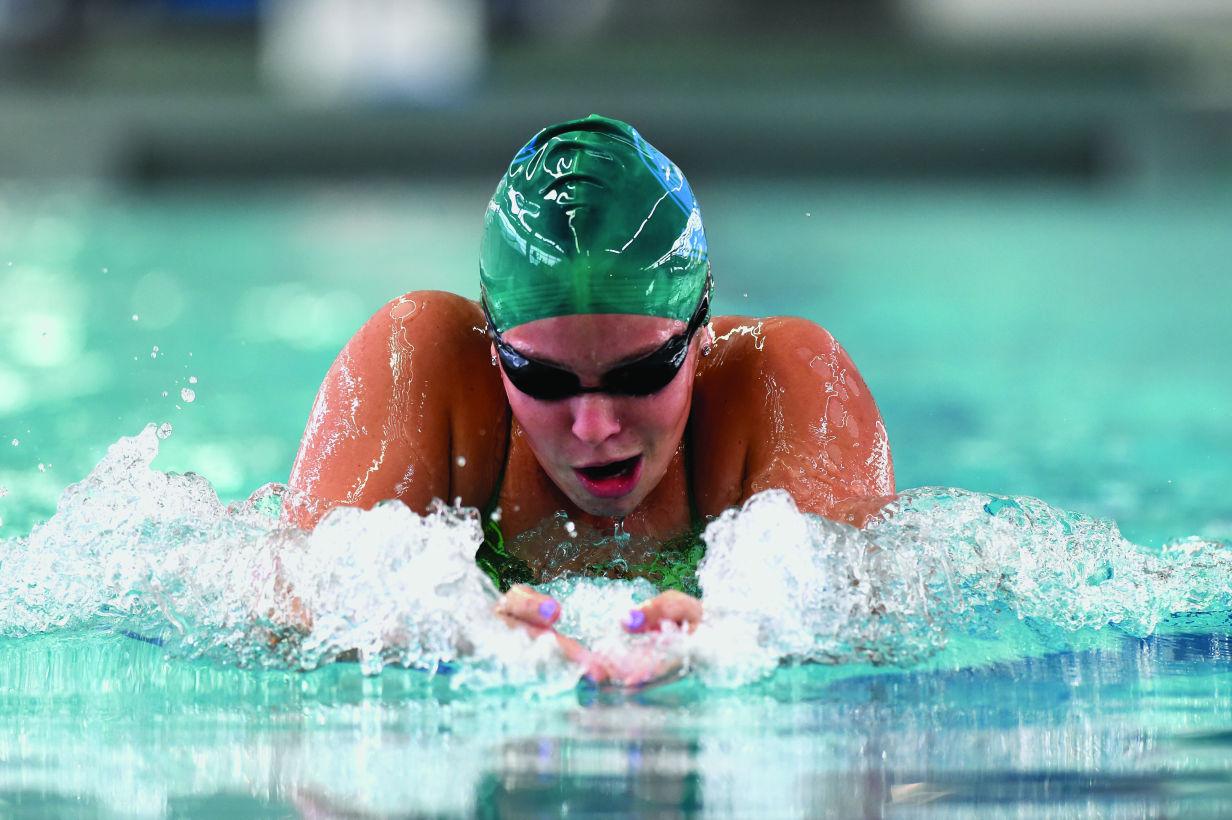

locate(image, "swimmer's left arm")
[[616, 319, 896, 671], [740, 316, 896, 524]]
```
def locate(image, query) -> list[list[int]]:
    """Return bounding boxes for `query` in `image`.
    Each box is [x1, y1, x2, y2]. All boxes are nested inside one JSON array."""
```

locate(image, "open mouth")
[[574, 455, 642, 499]]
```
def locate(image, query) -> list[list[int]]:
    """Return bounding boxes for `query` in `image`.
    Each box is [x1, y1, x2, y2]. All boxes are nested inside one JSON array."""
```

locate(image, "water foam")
[[0, 425, 576, 690], [690, 489, 1232, 685], [1, 426, 1229, 688]]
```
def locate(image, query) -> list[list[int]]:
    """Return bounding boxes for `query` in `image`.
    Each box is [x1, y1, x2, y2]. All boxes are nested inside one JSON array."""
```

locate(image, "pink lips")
[[573, 455, 643, 499]]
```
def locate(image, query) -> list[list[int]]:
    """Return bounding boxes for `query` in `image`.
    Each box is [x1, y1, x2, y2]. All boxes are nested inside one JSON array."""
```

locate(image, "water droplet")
[[156, 423, 173, 440], [37, 463, 45, 472], [102, 267, 109, 273], [131, 314, 139, 322], [150, 345, 159, 359], [453, 496, 462, 507], [180, 388, 195, 403], [161, 391, 168, 398], [9, 439, 17, 447], [490, 506, 502, 522], [456, 456, 467, 467], [805, 212, 812, 217], [0, 485, 8, 497], [743, 292, 749, 298], [188, 376, 198, 384], [564, 521, 577, 538]]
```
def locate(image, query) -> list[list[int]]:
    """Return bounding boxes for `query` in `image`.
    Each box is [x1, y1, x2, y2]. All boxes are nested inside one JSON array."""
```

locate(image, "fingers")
[[497, 584, 562, 629], [495, 585, 600, 675], [581, 648, 685, 689], [623, 590, 703, 634], [491, 586, 700, 687], [620, 654, 685, 689]]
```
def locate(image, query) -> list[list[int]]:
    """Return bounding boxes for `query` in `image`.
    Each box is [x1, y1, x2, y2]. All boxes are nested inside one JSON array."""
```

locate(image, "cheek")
[[505, 385, 569, 442], [633, 379, 693, 439]]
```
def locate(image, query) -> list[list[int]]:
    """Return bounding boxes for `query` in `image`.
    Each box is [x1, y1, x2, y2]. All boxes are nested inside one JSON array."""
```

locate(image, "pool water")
[[1, 179, 1231, 816]]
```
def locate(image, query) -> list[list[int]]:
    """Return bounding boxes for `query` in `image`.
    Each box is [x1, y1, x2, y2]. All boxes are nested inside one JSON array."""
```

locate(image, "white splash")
[[1, 429, 1229, 691], [689, 489, 1232, 686], [0, 426, 578, 691]]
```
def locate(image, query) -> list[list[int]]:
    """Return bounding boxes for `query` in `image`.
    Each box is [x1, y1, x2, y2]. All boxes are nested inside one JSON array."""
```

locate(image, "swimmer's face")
[[497, 314, 703, 518]]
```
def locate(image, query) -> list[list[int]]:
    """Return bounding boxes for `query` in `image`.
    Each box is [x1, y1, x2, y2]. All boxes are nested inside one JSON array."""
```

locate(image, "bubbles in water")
[[161, 391, 168, 398], [0, 485, 7, 497], [156, 423, 173, 440], [0, 426, 580, 689], [180, 388, 195, 403], [150, 346, 159, 359], [37, 463, 45, 472], [490, 506, 502, 522], [188, 376, 198, 384], [131, 314, 139, 322], [9, 439, 17, 447], [1, 430, 1230, 691], [687, 488, 1232, 686], [456, 456, 467, 467]]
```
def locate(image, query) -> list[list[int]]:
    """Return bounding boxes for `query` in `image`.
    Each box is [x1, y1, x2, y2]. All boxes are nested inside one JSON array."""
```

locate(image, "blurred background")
[[2, 0, 1231, 181], [1, 0, 1230, 544]]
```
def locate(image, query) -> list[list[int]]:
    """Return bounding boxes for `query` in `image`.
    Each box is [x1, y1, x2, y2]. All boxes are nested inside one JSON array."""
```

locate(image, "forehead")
[[502, 313, 685, 368]]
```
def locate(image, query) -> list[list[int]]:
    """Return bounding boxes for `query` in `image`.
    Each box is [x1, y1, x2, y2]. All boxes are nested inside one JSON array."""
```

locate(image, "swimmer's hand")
[[585, 591, 703, 689], [496, 585, 601, 676], [622, 590, 703, 636]]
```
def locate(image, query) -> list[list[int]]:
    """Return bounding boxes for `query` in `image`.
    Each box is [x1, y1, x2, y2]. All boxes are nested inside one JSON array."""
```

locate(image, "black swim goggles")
[[482, 277, 711, 402]]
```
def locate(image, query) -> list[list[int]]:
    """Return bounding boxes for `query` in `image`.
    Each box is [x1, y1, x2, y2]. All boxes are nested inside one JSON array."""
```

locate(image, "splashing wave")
[[1, 425, 1228, 688]]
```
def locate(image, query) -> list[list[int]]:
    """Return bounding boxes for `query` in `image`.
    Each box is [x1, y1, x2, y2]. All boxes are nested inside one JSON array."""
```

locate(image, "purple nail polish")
[[623, 609, 646, 631], [538, 600, 559, 621]]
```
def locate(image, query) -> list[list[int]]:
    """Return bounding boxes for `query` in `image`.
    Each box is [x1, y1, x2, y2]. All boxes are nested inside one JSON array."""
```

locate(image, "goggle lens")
[[487, 288, 709, 402]]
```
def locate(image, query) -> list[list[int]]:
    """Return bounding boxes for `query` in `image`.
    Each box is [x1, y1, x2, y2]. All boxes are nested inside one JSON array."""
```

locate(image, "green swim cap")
[[479, 114, 709, 332]]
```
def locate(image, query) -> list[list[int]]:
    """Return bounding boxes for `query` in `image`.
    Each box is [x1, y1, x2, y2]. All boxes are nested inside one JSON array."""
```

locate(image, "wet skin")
[[286, 290, 895, 683]]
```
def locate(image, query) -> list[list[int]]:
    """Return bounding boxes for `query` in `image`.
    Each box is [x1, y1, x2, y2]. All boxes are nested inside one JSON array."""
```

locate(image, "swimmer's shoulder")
[[690, 315, 891, 517], [695, 314, 841, 412], [286, 290, 509, 527]]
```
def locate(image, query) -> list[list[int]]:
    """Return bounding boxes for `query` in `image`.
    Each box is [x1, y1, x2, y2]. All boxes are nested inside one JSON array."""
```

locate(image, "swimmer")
[[285, 115, 895, 683]]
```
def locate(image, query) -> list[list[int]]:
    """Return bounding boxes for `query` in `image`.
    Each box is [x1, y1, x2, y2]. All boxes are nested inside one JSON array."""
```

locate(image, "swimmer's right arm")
[[283, 291, 508, 530], [275, 293, 592, 659]]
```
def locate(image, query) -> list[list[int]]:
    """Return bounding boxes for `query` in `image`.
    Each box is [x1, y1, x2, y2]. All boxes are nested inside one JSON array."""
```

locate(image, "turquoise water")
[[1, 180, 1231, 816]]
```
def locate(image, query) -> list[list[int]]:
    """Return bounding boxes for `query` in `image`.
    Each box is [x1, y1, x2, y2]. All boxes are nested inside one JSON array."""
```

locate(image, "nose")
[[570, 394, 622, 445]]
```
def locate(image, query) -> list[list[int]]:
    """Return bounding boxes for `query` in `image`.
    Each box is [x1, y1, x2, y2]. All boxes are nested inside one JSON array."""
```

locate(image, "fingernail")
[[623, 608, 646, 631], [538, 600, 559, 621]]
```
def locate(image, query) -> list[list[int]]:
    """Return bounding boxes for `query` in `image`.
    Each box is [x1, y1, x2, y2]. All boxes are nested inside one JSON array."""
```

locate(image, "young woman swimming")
[[285, 115, 895, 679]]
